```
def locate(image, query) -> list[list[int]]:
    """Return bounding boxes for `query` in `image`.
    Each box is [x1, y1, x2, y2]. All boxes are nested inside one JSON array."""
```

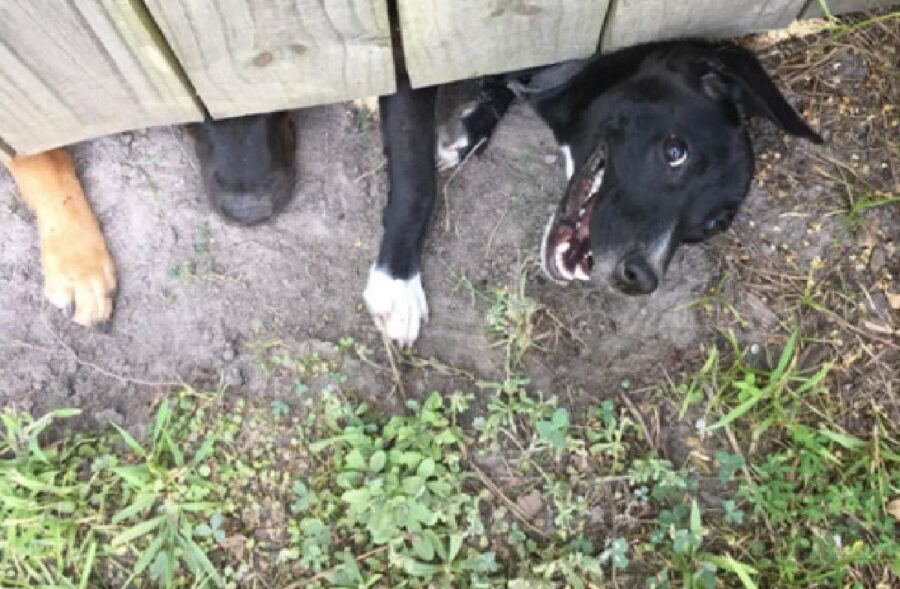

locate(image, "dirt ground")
[[0, 20, 897, 435]]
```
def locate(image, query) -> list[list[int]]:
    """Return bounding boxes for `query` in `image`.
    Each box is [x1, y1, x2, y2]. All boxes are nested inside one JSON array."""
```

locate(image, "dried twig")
[[440, 137, 487, 233], [468, 460, 550, 539]]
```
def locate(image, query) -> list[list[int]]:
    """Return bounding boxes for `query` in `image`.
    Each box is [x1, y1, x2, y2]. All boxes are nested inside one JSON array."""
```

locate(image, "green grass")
[[671, 331, 900, 587], [843, 191, 900, 234], [815, 0, 900, 38], [0, 408, 100, 588], [2, 323, 897, 587]]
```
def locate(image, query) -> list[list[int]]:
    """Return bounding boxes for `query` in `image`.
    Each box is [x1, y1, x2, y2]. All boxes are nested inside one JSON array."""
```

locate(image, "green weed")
[[108, 398, 221, 587], [0, 408, 100, 588], [2, 325, 896, 587]]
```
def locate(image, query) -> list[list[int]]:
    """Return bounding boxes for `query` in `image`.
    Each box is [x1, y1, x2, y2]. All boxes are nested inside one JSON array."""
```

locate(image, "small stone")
[[887, 292, 900, 310], [869, 247, 886, 273], [95, 408, 124, 426], [516, 489, 544, 521], [888, 498, 900, 522], [225, 366, 243, 388]]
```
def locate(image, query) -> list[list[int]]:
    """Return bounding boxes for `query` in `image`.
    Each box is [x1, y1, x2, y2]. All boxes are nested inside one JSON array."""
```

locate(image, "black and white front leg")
[[366, 72, 520, 344], [437, 76, 517, 171], [364, 77, 438, 346]]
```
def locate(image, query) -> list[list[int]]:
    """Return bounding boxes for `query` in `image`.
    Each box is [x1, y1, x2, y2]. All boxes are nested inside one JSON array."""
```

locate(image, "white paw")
[[363, 266, 428, 346], [436, 102, 477, 172], [437, 128, 469, 172]]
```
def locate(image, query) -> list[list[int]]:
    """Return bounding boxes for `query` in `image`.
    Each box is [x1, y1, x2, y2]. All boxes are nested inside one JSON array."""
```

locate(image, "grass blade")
[[769, 332, 797, 384], [152, 399, 171, 447], [110, 515, 164, 548], [707, 554, 758, 589], [78, 540, 97, 589], [128, 529, 166, 582], [181, 532, 223, 587], [109, 423, 146, 458], [111, 494, 156, 524], [706, 391, 762, 431]]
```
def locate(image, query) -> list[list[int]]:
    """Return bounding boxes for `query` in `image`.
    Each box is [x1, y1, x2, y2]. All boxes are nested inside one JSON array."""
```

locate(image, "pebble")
[[225, 366, 243, 388], [869, 247, 886, 273], [95, 408, 124, 426]]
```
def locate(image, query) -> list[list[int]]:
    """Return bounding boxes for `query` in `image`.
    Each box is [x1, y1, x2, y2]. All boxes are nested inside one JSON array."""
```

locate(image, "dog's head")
[[539, 42, 822, 293], [190, 112, 296, 225]]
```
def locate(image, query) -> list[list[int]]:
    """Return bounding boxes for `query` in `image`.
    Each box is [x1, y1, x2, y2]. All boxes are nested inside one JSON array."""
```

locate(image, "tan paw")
[[7, 149, 117, 328], [41, 230, 116, 327]]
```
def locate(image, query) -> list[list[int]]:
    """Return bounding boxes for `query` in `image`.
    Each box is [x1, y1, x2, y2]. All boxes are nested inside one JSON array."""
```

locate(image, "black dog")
[[190, 40, 821, 346], [364, 40, 822, 345]]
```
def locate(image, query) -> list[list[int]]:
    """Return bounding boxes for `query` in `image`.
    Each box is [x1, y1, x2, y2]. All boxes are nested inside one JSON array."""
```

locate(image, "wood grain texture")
[[0, 0, 202, 156], [802, 0, 899, 17], [145, 0, 396, 119], [602, 0, 807, 50], [397, 0, 609, 88]]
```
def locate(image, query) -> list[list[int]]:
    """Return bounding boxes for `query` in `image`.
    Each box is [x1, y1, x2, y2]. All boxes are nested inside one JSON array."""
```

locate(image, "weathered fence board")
[[601, 0, 807, 49], [803, 0, 899, 17], [397, 0, 609, 88], [144, 0, 396, 119], [2, 0, 896, 155], [0, 0, 201, 156]]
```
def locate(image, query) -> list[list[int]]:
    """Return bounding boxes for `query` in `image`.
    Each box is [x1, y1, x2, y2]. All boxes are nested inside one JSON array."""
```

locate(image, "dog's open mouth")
[[541, 148, 606, 283]]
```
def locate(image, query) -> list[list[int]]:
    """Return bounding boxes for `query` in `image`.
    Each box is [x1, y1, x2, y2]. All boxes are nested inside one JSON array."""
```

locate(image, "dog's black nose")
[[212, 191, 276, 225], [614, 254, 658, 295]]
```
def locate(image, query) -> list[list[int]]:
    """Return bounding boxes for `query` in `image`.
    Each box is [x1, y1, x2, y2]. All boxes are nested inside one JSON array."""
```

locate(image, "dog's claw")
[[42, 237, 117, 327]]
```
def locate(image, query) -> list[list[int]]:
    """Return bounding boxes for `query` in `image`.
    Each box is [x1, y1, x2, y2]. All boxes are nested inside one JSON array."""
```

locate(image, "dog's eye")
[[704, 218, 724, 234], [663, 137, 688, 167], [703, 210, 735, 236]]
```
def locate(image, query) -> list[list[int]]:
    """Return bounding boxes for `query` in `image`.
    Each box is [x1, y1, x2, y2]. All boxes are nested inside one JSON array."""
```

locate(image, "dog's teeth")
[[555, 250, 574, 280], [573, 266, 591, 281], [578, 208, 585, 217], [589, 169, 605, 195], [558, 242, 570, 254]]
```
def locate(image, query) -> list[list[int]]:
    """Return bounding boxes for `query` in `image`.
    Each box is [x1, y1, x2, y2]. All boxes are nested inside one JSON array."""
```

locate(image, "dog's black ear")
[[702, 44, 823, 144]]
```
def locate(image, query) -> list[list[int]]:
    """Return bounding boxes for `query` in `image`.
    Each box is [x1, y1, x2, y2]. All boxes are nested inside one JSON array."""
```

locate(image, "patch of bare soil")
[[0, 15, 897, 438]]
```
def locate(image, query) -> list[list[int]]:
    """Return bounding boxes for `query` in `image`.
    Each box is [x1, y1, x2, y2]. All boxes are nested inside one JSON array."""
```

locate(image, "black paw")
[[190, 111, 297, 225]]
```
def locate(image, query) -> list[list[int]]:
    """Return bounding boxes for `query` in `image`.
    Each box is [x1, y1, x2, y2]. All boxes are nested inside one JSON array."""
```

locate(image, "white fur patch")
[[560, 145, 574, 180], [437, 132, 468, 171], [363, 266, 428, 346]]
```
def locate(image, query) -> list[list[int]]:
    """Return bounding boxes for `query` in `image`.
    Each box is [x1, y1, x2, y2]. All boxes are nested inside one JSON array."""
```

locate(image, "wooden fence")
[[0, 0, 896, 162]]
